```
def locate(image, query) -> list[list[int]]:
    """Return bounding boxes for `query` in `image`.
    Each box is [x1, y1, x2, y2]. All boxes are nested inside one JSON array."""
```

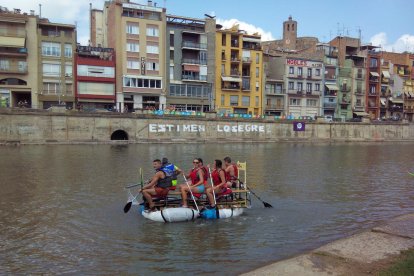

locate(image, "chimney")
[[148, 0, 153, 6]]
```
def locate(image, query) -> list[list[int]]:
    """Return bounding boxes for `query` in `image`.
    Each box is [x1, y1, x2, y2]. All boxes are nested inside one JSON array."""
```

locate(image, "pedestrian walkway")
[[241, 213, 414, 275]]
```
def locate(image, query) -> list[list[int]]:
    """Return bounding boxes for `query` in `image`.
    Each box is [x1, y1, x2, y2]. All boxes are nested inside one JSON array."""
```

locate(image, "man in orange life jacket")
[[224, 156, 239, 188]]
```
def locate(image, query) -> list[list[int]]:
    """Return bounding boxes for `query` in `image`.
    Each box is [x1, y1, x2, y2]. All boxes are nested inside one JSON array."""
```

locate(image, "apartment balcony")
[[182, 75, 207, 82], [242, 57, 251, 63], [405, 106, 414, 113], [265, 89, 285, 96], [369, 77, 379, 83], [323, 102, 337, 109], [182, 41, 207, 50], [0, 47, 28, 57], [340, 99, 351, 105], [265, 104, 284, 110], [355, 89, 365, 96], [389, 105, 403, 112], [306, 91, 320, 96], [230, 57, 240, 63], [341, 85, 351, 92], [368, 92, 379, 96], [181, 58, 207, 65], [230, 70, 241, 76], [222, 84, 241, 91], [324, 91, 337, 96], [0, 64, 28, 74]]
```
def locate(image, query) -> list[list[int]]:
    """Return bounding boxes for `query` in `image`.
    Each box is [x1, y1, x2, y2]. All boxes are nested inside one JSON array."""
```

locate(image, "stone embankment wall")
[[0, 109, 413, 144]]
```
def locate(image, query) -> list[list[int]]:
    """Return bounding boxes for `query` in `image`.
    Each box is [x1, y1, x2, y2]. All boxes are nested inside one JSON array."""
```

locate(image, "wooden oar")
[[408, 171, 414, 176]]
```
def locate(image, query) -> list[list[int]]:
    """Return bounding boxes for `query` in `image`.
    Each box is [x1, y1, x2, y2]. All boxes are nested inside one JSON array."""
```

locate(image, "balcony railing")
[[341, 86, 351, 92], [242, 57, 251, 63], [182, 58, 207, 65], [182, 75, 207, 81], [0, 64, 28, 74], [182, 41, 207, 49], [265, 104, 284, 110], [323, 102, 337, 108], [222, 84, 240, 90], [230, 70, 240, 76], [355, 89, 365, 95], [230, 57, 240, 63]]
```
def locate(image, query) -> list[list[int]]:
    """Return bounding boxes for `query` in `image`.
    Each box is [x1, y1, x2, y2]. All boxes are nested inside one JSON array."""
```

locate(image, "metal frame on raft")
[[124, 161, 253, 222]]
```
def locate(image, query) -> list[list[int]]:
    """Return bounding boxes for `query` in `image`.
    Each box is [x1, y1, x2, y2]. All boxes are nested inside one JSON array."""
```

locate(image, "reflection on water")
[[1, 143, 414, 275]]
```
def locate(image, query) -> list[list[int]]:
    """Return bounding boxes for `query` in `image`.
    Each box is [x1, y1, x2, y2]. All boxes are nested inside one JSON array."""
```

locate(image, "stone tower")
[[283, 15, 297, 50]]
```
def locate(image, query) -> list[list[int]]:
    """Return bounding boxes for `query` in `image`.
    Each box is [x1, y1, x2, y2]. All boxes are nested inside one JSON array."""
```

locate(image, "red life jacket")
[[189, 167, 208, 184], [211, 169, 223, 186], [225, 164, 239, 182]]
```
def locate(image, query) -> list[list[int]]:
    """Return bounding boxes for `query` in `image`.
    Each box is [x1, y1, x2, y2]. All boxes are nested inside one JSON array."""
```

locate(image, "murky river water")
[[1, 143, 414, 275]]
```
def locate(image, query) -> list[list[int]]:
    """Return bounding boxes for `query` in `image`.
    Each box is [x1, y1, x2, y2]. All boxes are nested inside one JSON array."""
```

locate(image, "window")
[[78, 82, 114, 96], [307, 68, 312, 77], [42, 63, 60, 76], [306, 83, 312, 92], [127, 60, 140, 69], [43, 82, 61, 95], [222, 33, 226, 46], [256, 53, 259, 63], [170, 33, 174, 46], [255, 67, 259, 78], [255, 96, 259, 107], [315, 69, 321, 76], [297, 67, 303, 76], [77, 65, 114, 78], [289, 67, 294, 74], [126, 24, 139, 34], [289, 98, 301, 106], [146, 62, 159, 71], [221, 94, 225, 106], [0, 59, 9, 70], [288, 82, 294, 90], [242, 96, 250, 107], [65, 65, 72, 77], [42, 42, 61, 57], [315, 83, 320, 91], [66, 84, 73, 95], [64, 44, 72, 58], [146, 27, 159, 37], [306, 99, 317, 107], [230, 95, 238, 106], [370, 58, 378, 68], [123, 76, 162, 89], [221, 64, 225, 75], [265, 83, 275, 94], [170, 65, 174, 79], [147, 45, 159, 54], [297, 82, 303, 91], [127, 42, 139, 52]]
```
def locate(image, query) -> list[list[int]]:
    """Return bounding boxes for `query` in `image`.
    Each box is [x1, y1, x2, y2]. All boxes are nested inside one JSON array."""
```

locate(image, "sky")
[[2, 0, 413, 53]]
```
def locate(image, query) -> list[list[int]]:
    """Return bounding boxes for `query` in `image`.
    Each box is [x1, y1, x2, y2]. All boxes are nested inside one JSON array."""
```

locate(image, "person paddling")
[[205, 159, 226, 209], [141, 159, 173, 212], [178, 158, 206, 208]]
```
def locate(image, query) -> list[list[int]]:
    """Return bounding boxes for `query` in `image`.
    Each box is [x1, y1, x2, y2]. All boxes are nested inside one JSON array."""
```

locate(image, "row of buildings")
[[1, 0, 413, 121]]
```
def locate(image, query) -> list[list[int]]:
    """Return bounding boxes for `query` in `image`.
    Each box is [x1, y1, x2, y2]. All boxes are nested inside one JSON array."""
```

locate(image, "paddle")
[[244, 184, 273, 208], [408, 171, 414, 176], [208, 167, 217, 206], [183, 175, 200, 212], [123, 168, 144, 213]]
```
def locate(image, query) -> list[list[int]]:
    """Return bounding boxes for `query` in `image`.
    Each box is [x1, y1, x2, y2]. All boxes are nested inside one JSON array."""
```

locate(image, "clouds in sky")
[[370, 32, 414, 53], [217, 18, 275, 41]]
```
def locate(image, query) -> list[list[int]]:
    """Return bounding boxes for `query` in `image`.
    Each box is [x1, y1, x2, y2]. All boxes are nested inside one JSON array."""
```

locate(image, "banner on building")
[[293, 122, 305, 131]]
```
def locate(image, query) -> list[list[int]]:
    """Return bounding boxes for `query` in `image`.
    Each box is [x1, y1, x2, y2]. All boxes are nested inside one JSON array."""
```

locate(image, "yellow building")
[[215, 25, 263, 115]]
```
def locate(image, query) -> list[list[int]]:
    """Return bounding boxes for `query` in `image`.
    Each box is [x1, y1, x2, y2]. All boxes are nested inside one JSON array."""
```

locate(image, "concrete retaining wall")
[[0, 109, 413, 144]]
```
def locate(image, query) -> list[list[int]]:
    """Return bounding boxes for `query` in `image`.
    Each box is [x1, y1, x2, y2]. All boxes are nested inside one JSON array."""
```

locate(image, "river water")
[[1, 143, 414, 275]]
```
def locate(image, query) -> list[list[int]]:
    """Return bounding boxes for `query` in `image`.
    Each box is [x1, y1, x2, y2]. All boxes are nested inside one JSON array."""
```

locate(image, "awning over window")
[[382, 71, 390, 78], [183, 64, 200, 72], [0, 36, 25, 48], [325, 84, 339, 91], [370, 72, 380, 77], [380, 98, 386, 105], [221, 76, 242, 82], [353, 111, 369, 117]]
